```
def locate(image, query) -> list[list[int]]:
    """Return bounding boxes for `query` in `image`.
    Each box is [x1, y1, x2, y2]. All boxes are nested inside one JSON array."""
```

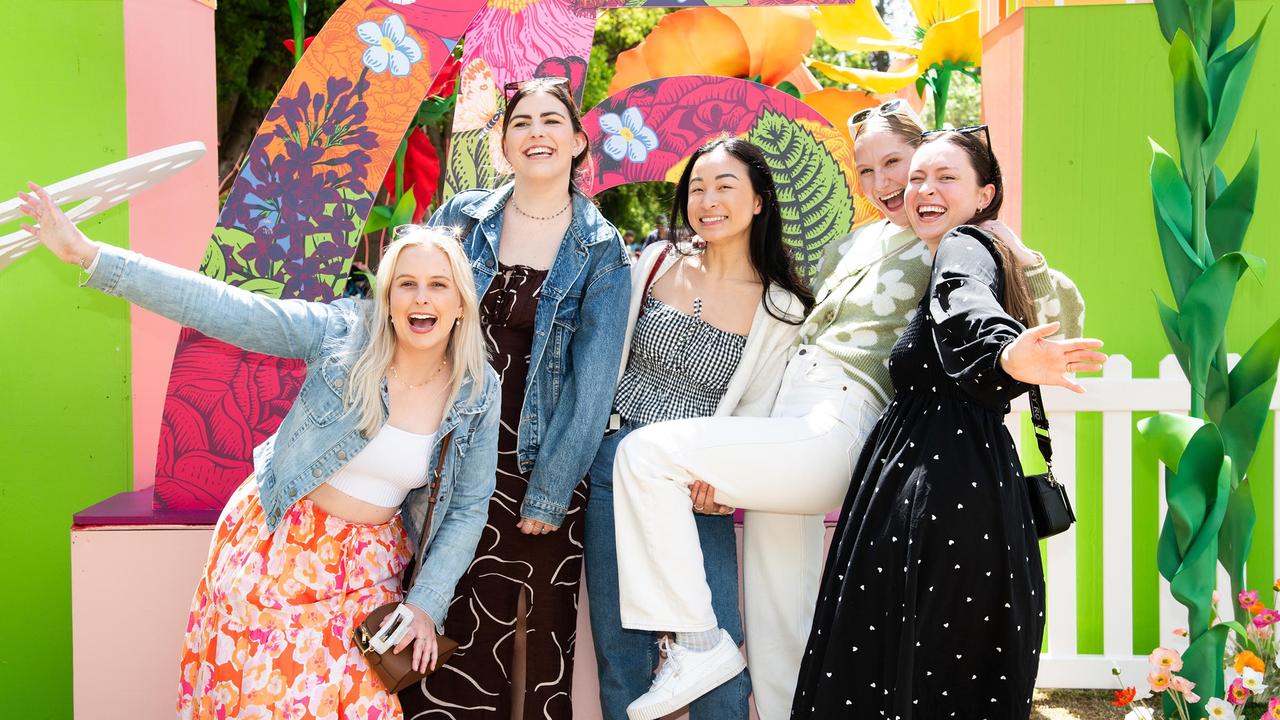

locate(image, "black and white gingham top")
[[613, 293, 747, 425]]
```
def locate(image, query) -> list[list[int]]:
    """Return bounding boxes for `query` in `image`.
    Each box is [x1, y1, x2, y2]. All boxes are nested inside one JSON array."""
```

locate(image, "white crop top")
[[326, 424, 437, 508]]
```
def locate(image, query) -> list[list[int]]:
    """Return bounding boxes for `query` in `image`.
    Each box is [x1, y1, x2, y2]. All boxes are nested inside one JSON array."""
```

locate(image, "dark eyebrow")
[[509, 111, 567, 122], [690, 172, 741, 183]]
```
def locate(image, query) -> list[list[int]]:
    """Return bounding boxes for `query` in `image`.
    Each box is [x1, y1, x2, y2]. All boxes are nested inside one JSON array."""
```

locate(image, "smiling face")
[[501, 90, 586, 186], [854, 128, 917, 227], [905, 139, 996, 244], [685, 147, 761, 247], [387, 244, 465, 357]]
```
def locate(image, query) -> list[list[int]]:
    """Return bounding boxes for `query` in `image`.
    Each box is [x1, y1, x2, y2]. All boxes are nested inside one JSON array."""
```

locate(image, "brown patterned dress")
[[399, 263, 589, 719]]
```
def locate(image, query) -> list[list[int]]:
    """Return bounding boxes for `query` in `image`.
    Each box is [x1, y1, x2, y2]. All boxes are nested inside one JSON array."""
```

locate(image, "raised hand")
[[999, 321, 1106, 394], [16, 183, 99, 267]]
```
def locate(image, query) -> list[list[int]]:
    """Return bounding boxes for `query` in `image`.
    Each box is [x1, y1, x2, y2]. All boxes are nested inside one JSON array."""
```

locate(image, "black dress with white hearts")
[[790, 226, 1045, 720]]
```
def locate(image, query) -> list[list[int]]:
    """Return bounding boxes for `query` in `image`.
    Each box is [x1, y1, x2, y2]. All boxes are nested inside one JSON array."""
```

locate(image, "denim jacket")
[[430, 184, 631, 525], [84, 244, 501, 630]]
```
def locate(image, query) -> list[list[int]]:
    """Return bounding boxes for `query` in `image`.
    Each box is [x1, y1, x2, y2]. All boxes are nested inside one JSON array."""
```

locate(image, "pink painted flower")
[[1147, 670, 1172, 693], [1148, 647, 1183, 673], [1262, 697, 1280, 720], [1239, 590, 1260, 609], [1172, 627, 1188, 637]]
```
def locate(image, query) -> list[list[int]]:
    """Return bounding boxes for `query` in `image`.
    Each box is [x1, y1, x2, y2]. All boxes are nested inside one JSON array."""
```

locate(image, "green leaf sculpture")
[[1142, 0, 1273, 713], [747, 110, 854, 281]]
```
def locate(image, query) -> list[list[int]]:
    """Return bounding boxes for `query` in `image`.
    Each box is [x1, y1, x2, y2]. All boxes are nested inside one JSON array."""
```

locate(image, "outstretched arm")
[[18, 183, 346, 362]]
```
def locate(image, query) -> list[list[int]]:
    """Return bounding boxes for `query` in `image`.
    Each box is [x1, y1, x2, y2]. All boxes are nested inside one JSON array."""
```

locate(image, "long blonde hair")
[[345, 226, 488, 437]]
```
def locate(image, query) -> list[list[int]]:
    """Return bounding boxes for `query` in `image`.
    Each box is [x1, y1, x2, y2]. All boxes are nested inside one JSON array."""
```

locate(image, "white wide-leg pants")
[[613, 345, 885, 720]]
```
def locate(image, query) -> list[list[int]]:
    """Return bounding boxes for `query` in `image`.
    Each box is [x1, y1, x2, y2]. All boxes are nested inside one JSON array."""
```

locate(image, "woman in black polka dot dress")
[[790, 129, 1105, 720]]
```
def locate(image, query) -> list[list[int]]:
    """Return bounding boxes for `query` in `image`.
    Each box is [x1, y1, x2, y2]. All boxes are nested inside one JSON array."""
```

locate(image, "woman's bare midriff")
[[306, 483, 402, 526]]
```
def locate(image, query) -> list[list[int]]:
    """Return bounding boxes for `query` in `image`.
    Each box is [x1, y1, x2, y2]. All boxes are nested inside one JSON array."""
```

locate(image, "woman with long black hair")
[[585, 135, 813, 720]]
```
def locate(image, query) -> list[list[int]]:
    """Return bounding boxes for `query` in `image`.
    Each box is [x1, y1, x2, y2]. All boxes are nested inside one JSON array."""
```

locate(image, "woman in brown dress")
[[399, 77, 631, 718]]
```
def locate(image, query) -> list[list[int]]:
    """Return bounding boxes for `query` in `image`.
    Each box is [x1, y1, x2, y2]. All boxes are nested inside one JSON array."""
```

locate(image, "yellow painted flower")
[[808, 0, 980, 126]]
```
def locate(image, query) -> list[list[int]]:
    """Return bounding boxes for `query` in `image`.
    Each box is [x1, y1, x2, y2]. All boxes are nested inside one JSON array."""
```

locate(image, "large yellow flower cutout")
[[609, 7, 816, 94], [808, 0, 981, 96]]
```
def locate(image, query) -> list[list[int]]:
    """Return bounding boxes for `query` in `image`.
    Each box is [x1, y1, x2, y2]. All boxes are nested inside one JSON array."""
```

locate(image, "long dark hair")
[[919, 130, 1033, 325], [501, 78, 591, 190], [669, 136, 814, 324]]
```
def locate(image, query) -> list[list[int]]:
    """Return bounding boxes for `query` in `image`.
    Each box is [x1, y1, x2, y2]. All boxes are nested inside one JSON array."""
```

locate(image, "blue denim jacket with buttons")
[[429, 184, 631, 526], [84, 243, 501, 629]]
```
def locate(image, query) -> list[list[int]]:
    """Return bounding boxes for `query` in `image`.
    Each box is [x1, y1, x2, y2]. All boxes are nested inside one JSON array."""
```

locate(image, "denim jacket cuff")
[[82, 243, 129, 293], [519, 495, 568, 527], [404, 583, 449, 635]]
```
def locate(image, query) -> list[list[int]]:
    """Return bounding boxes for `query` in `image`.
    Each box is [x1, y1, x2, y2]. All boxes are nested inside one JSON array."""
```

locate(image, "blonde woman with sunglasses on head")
[[614, 102, 1087, 720], [17, 183, 499, 720]]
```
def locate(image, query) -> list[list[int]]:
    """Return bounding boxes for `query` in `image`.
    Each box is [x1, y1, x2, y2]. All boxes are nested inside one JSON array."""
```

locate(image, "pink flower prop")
[[1264, 697, 1280, 720], [1253, 609, 1280, 627], [1170, 675, 1200, 703], [1147, 670, 1172, 693], [1228, 677, 1250, 705], [1239, 590, 1260, 609], [1149, 647, 1184, 673], [1172, 627, 1189, 637]]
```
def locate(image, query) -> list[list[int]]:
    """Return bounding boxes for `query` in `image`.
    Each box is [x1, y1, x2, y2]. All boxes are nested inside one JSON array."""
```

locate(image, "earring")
[[455, 318, 461, 326]]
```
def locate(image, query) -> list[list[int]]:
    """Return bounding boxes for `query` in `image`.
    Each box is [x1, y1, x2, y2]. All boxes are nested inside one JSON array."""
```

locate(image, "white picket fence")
[[1009, 354, 1280, 688]]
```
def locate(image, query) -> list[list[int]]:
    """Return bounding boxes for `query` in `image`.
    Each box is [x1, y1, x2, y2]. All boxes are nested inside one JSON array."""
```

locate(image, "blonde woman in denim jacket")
[[19, 185, 499, 720], [405, 77, 631, 719]]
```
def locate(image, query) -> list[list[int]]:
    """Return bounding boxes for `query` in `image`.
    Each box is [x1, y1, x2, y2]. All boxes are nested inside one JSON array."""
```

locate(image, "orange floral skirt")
[[176, 478, 412, 720]]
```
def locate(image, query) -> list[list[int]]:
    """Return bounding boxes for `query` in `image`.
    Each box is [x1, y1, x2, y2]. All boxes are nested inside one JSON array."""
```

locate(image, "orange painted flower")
[[1250, 601, 1266, 614], [1113, 687, 1137, 706], [1235, 650, 1266, 674], [1273, 577, 1280, 592], [609, 7, 815, 94]]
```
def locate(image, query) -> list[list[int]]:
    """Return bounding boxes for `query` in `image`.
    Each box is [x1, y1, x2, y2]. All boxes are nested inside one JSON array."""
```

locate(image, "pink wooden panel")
[[70, 525, 211, 719], [122, 0, 219, 489], [982, 11, 1026, 236], [70, 524, 847, 718]]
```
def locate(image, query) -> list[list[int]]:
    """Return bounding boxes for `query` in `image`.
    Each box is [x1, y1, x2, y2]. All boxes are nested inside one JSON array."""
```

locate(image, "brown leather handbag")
[[353, 433, 461, 692]]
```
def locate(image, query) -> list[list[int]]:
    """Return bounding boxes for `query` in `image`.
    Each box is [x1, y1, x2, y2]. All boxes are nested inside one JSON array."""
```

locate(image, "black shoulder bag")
[[1025, 386, 1076, 538]]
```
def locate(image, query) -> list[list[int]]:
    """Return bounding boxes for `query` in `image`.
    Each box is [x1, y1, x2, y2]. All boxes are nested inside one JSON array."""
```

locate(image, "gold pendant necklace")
[[389, 358, 448, 390]]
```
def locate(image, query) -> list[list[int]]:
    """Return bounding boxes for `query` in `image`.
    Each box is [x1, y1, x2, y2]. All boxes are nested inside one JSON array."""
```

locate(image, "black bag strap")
[[1026, 385, 1055, 482], [407, 432, 453, 588]]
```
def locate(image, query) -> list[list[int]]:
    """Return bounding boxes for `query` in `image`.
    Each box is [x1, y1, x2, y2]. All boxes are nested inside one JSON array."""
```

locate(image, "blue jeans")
[[584, 422, 750, 720]]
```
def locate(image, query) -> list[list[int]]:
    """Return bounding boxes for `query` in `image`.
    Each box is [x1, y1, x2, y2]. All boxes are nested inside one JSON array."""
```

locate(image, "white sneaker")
[[625, 630, 747, 720]]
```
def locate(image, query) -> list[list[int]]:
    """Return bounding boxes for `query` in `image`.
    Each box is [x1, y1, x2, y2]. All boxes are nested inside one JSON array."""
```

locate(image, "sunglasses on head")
[[921, 125, 1001, 178], [503, 75, 570, 101], [921, 124, 992, 147], [847, 98, 924, 134]]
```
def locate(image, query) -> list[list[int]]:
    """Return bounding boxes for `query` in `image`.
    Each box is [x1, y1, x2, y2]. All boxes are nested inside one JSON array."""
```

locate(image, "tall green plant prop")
[[1137, 0, 1275, 713]]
